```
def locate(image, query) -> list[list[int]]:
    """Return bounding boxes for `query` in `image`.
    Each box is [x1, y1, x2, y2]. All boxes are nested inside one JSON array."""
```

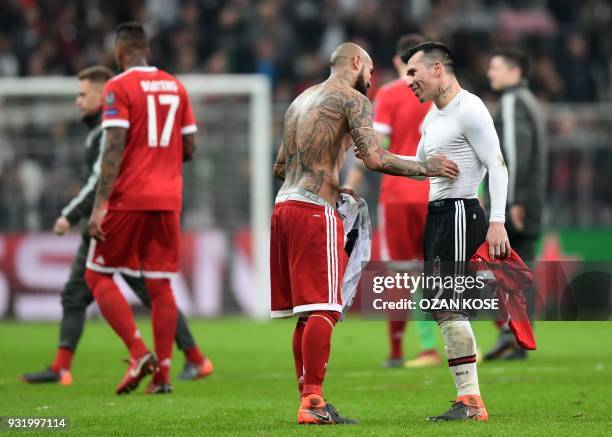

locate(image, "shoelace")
[[326, 404, 338, 418], [324, 403, 357, 424], [445, 401, 469, 414]]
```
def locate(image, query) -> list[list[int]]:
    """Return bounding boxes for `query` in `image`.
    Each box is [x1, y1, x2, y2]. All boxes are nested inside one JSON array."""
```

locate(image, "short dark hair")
[[396, 34, 426, 57], [491, 48, 530, 78], [77, 65, 113, 82], [115, 21, 148, 50], [400, 41, 455, 74]]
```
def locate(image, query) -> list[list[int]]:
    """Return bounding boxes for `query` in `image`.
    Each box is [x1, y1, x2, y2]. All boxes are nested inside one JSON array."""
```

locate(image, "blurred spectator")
[[531, 55, 565, 101], [558, 32, 597, 102], [0, 0, 607, 101], [0, 33, 18, 76], [0, 0, 611, 231]]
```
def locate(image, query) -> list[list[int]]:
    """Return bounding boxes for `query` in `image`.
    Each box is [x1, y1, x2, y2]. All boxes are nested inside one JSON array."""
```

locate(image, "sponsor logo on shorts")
[[433, 256, 441, 275]]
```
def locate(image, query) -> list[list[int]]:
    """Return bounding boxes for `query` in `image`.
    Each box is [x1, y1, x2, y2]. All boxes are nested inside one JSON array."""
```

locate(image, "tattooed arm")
[[93, 127, 126, 207], [344, 130, 386, 189], [272, 142, 286, 181], [88, 126, 127, 241], [391, 134, 427, 181], [344, 91, 459, 178]]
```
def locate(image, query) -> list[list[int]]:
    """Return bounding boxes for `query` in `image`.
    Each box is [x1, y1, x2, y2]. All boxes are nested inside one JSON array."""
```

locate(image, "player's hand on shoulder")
[[88, 207, 107, 242], [53, 216, 70, 235], [486, 222, 511, 260], [422, 155, 459, 179]]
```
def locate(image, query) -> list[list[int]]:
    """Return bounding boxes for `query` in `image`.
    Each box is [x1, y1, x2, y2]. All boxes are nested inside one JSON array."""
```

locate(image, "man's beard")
[[354, 69, 369, 96]]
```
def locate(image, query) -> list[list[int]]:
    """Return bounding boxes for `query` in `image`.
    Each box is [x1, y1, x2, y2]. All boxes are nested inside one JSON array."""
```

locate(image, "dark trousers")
[[59, 235, 197, 352]]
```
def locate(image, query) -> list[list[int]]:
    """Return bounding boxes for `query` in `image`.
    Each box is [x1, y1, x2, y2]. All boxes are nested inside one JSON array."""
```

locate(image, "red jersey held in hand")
[[470, 243, 537, 350], [101, 66, 197, 211], [373, 78, 431, 204]]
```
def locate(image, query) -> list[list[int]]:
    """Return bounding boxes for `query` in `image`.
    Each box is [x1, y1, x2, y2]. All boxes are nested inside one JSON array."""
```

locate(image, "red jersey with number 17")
[[373, 78, 431, 204], [101, 66, 197, 212]]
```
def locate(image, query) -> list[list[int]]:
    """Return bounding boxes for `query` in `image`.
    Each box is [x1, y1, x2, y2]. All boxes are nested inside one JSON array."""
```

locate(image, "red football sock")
[[185, 346, 205, 365], [51, 347, 74, 373], [302, 311, 339, 398], [85, 270, 148, 359], [145, 278, 177, 384], [153, 363, 171, 385], [388, 320, 407, 359], [292, 317, 308, 396]]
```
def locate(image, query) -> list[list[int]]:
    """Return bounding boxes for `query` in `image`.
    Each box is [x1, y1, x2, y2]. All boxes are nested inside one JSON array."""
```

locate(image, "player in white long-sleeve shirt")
[[403, 42, 510, 422], [415, 89, 508, 225]]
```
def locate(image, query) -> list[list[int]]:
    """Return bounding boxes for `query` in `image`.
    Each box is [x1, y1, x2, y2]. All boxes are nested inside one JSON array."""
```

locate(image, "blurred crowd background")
[[1, 0, 611, 101], [1, 0, 612, 232]]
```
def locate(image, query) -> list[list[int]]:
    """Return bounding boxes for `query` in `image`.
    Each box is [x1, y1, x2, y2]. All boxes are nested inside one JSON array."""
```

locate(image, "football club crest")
[[433, 256, 441, 276]]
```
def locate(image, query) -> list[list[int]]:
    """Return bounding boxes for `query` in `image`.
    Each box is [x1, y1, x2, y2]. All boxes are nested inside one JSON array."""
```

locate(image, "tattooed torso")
[[279, 80, 360, 204]]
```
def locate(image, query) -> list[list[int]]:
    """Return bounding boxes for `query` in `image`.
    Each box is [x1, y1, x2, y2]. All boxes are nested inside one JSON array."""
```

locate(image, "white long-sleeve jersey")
[[416, 89, 508, 222]]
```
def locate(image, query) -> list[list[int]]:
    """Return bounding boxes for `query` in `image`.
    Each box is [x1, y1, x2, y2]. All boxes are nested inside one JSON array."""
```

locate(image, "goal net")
[[0, 75, 271, 320]]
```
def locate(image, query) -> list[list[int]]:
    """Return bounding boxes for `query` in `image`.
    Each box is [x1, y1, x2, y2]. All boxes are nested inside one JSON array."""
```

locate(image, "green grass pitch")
[[1, 318, 611, 436]]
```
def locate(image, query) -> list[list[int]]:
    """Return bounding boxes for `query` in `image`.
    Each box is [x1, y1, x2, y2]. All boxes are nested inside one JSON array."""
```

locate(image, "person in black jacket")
[[484, 48, 547, 360], [22, 66, 213, 384]]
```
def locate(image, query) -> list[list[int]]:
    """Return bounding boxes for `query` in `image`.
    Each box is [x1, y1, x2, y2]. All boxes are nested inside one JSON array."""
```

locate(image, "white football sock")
[[439, 318, 480, 397]]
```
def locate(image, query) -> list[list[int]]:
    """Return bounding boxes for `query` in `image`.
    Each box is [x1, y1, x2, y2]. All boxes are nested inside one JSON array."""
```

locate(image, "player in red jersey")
[[345, 35, 441, 368], [84, 22, 198, 395]]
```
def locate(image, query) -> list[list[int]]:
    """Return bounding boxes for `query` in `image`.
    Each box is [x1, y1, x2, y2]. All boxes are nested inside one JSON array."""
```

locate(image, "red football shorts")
[[270, 200, 346, 318], [378, 202, 427, 262], [86, 210, 180, 278]]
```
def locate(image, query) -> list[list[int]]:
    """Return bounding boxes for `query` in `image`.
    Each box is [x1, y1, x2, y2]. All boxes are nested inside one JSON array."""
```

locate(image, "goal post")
[[0, 74, 272, 319]]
